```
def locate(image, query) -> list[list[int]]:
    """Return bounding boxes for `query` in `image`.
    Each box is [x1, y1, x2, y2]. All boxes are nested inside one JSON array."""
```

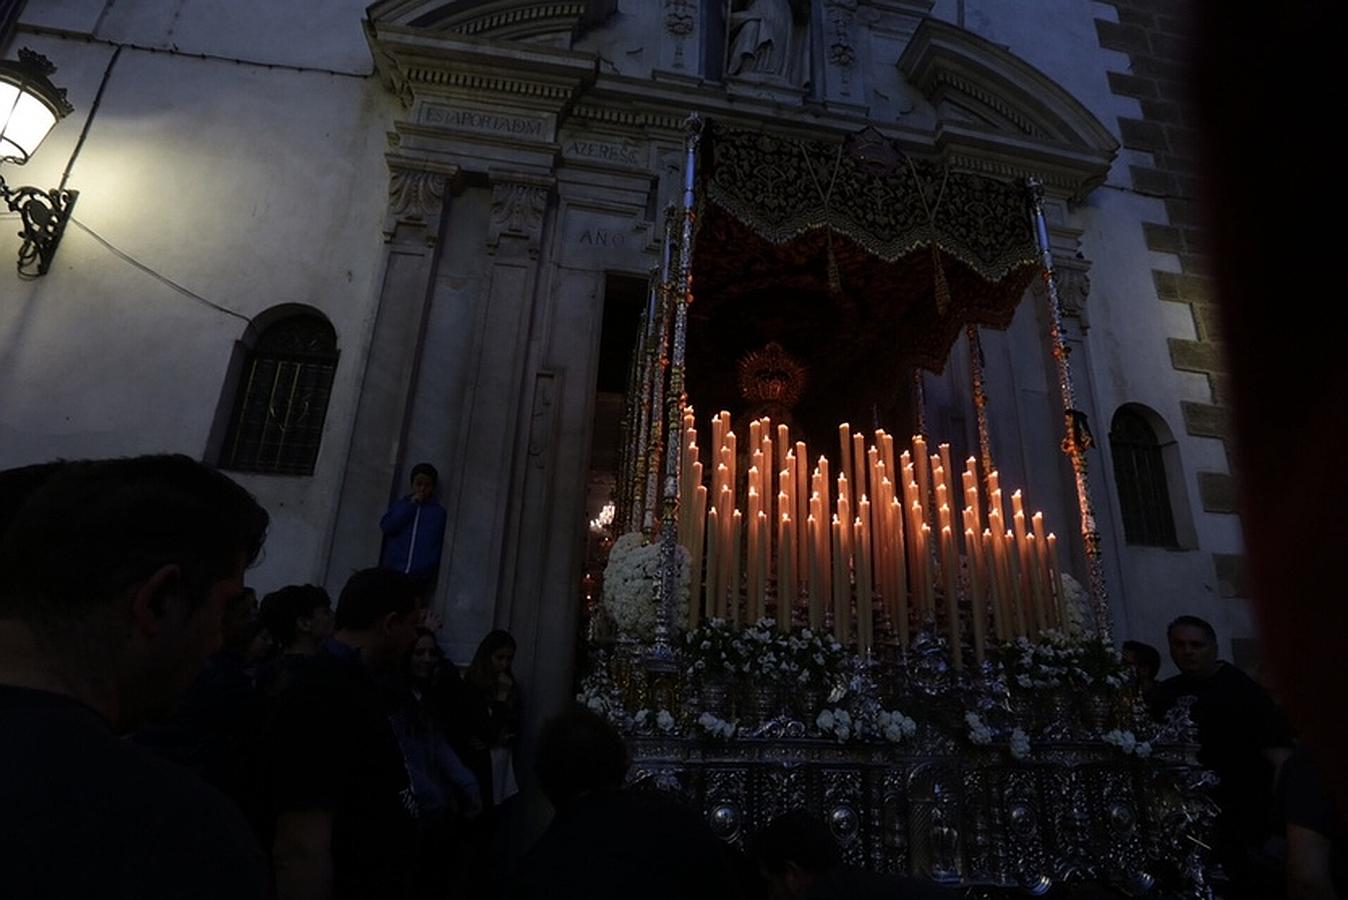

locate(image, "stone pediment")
[[367, 0, 616, 44], [898, 18, 1119, 199]]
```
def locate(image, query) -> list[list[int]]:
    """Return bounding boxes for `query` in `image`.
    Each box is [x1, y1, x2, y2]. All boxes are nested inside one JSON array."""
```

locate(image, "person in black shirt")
[[1281, 745, 1346, 900], [1149, 614, 1293, 898], [748, 810, 950, 900], [268, 567, 423, 900], [511, 706, 741, 900], [0, 455, 271, 900], [133, 584, 271, 836]]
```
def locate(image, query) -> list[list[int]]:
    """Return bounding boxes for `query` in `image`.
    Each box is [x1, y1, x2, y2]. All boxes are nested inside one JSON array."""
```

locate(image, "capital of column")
[[384, 155, 459, 245], [487, 171, 554, 259]]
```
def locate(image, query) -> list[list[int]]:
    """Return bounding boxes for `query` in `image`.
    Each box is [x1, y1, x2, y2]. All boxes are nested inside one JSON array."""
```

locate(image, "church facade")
[[0, 0, 1242, 731]]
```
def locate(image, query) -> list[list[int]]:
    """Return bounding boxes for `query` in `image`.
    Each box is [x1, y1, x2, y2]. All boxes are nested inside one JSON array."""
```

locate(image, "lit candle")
[[1026, 533, 1046, 633], [746, 485, 760, 620], [966, 526, 985, 664], [1047, 533, 1065, 628], [881, 433, 897, 490], [839, 423, 854, 501], [852, 433, 867, 506], [718, 483, 733, 613], [837, 488, 852, 568], [725, 431, 737, 506], [778, 513, 794, 632], [1007, 528, 1027, 636], [705, 506, 720, 620], [891, 496, 909, 646], [831, 516, 850, 643], [807, 514, 823, 629], [1012, 508, 1034, 635], [938, 443, 955, 498], [856, 516, 873, 655], [942, 524, 962, 669], [919, 521, 934, 616], [857, 497, 872, 616], [982, 528, 1006, 641], [729, 510, 742, 626], [690, 483, 707, 626], [711, 412, 726, 464], [910, 501, 927, 615], [913, 436, 931, 523], [795, 442, 809, 575], [1031, 512, 1050, 629], [756, 510, 769, 623]]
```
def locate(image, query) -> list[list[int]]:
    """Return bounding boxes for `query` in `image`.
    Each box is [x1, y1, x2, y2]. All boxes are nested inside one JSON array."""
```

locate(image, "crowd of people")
[[0, 454, 1343, 899], [1123, 618, 1344, 899]]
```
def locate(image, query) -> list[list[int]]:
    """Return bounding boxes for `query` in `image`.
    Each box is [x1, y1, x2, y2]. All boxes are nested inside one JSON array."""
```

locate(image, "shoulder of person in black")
[[511, 787, 739, 900], [265, 644, 420, 897], [1152, 663, 1291, 740], [806, 866, 955, 900], [0, 684, 270, 900]]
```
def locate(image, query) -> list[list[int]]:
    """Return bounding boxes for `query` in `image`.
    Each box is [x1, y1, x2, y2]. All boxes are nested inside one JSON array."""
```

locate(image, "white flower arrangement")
[[816, 707, 853, 743], [633, 708, 679, 735], [1059, 573, 1091, 637], [696, 711, 737, 739], [965, 711, 995, 745], [874, 709, 918, 744], [602, 532, 690, 640], [1009, 727, 1031, 760], [784, 627, 847, 690], [996, 629, 1128, 691], [1102, 729, 1152, 758], [683, 617, 745, 680]]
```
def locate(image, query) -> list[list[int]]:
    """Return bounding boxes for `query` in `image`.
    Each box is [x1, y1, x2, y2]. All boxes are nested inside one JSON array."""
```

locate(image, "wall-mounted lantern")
[[1, 48, 76, 277]]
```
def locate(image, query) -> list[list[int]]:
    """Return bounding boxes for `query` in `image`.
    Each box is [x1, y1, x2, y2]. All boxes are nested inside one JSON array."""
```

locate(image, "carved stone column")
[[324, 156, 457, 585], [440, 172, 554, 634]]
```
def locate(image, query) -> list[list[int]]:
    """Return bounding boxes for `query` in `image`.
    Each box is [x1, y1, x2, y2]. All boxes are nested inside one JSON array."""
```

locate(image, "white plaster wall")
[[1, 11, 395, 595], [914, 1, 1253, 658], [25, 0, 376, 74]]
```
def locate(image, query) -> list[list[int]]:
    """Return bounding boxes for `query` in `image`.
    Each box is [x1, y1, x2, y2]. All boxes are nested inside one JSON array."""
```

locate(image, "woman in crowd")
[[395, 627, 482, 898], [462, 629, 522, 897]]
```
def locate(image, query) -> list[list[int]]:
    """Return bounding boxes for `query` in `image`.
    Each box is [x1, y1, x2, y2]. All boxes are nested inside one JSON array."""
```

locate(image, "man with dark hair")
[[256, 584, 335, 699], [260, 584, 334, 657], [511, 706, 739, 900], [748, 810, 949, 900], [0, 455, 271, 899], [534, 703, 630, 809], [268, 567, 423, 900], [379, 461, 448, 592], [1151, 615, 1294, 898], [1121, 639, 1161, 701]]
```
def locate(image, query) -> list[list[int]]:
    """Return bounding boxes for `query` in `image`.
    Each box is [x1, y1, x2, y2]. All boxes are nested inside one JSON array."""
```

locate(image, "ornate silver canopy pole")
[[1026, 178, 1111, 641], [650, 114, 704, 671], [621, 263, 659, 532], [966, 325, 995, 481], [642, 215, 678, 536]]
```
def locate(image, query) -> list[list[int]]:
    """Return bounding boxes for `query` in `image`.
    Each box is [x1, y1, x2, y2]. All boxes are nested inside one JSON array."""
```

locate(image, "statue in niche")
[[726, 0, 812, 86]]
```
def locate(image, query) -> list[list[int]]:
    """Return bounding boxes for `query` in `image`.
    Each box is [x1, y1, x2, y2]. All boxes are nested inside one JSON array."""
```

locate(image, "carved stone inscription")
[[421, 104, 549, 139], [564, 138, 642, 166]]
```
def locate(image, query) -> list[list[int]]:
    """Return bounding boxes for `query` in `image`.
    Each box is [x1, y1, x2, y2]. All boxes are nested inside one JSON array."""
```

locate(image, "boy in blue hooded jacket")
[[379, 463, 448, 592]]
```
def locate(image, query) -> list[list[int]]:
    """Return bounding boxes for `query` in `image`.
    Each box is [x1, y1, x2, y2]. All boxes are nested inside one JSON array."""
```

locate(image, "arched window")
[[1110, 407, 1178, 547], [219, 311, 338, 476]]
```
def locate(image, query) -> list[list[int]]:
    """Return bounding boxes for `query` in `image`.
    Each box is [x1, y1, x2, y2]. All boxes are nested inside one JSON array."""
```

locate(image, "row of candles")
[[673, 408, 1067, 666]]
